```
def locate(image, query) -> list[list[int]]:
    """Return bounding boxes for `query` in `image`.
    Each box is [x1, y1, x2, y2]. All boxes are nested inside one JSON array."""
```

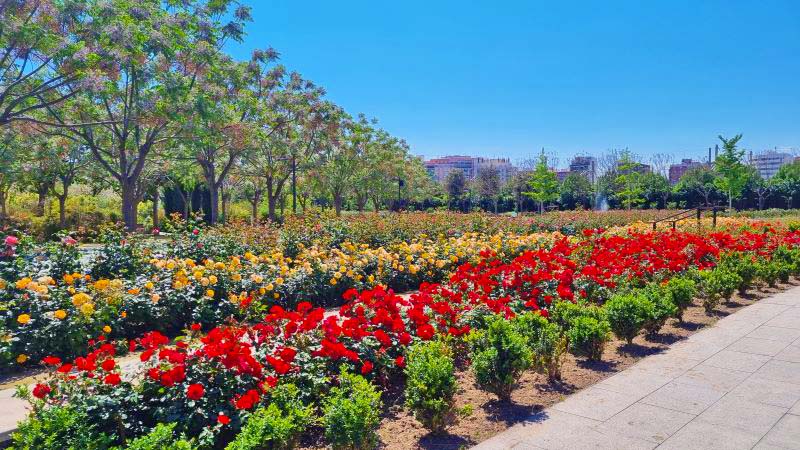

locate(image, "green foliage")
[[122, 423, 194, 450], [512, 312, 567, 380], [525, 153, 560, 212], [468, 315, 532, 401], [549, 300, 606, 331], [604, 293, 655, 343], [699, 269, 741, 312], [404, 340, 457, 432], [12, 405, 112, 450], [663, 276, 697, 321], [322, 369, 382, 450], [225, 383, 313, 450], [612, 150, 646, 210], [755, 259, 780, 287], [719, 252, 758, 294], [641, 284, 679, 335], [566, 316, 611, 361], [559, 172, 594, 209], [714, 134, 748, 208]]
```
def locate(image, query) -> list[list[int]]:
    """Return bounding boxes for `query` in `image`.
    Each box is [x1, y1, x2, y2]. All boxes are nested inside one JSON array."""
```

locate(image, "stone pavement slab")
[[475, 286, 800, 450]]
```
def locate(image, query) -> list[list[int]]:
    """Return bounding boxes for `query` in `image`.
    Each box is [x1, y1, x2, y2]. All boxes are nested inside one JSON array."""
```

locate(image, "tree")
[[744, 167, 770, 210], [525, 153, 559, 213], [444, 169, 467, 211], [641, 172, 670, 209], [613, 150, 645, 210], [714, 134, 748, 209], [475, 166, 501, 212], [674, 166, 717, 207], [772, 161, 800, 209], [48, 140, 90, 227], [0, 1, 96, 127], [43, 0, 251, 230], [560, 172, 593, 210], [0, 126, 25, 219]]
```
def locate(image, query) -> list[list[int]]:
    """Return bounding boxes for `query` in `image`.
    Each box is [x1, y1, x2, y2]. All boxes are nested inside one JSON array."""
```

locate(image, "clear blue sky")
[[228, 0, 800, 167]]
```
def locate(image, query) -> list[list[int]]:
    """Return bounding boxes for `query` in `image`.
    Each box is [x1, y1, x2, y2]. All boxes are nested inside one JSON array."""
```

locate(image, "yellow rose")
[[54, 309, 67, 320], [17, 314, 31, 325], [275, 277, 284, 285], [121, 311, 127, 318], [151, 294, 161, 303], [71, 292, 92, 307], [102, 325, 112, 334], [330, 278, 337, 286], [208, 275, 218, 285], [15, 277, 32, 290], [144, 281, 154, 290], [205, 289, 215, 298], [0, 279, 6, 290], [16, 354, 28, 364], [79, 302, 95, 316]]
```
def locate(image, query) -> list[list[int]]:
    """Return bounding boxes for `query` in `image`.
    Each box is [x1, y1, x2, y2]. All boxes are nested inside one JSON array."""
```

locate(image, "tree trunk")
[[333, 191, 343, 216], [151, 188, 160, 231], [207, 184, 219, 225], [0, 188, 6, 220], [35, 185, 48, 216], [58, 195, 67, 228], [221, 190, 230, 223], [250, 192, 261, 224], [121, 182, 138, 231]]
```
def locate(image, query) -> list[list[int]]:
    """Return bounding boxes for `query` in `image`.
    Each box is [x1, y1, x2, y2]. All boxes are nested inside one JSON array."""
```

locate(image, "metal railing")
[[651, 206, 726, 230]]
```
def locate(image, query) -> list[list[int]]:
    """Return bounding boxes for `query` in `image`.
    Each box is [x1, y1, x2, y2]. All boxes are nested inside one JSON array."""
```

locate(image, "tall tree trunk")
[[221, 189, 230, 223], [250, 191, 261, 224], [35, 185, 48, 216], [58, 195, 67, 228], [151, 187, 160, 231], [333, 190, 343, 216], [121, 181, 138, 231], [0, 187, 6, 220]]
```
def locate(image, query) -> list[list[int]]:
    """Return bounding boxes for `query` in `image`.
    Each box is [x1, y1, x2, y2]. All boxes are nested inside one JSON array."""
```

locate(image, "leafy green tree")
[[714, 134, 748, 209], [525, 153, 559, 213], [641, 172, 670, 208], [476, 166, 501, 212], [613, 151, 645, 210], [674, 166, 718, 207], [559, 172, 593, 209], [444, 169, 467, 211], [744, 166, 771, 210], [46, 0, 251, 230], [0, 1, 96, 127], [772, 161, 800, 209]]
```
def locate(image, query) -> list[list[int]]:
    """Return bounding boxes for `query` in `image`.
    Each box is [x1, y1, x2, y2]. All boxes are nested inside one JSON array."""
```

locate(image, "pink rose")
[[4, 236, 18, 247]]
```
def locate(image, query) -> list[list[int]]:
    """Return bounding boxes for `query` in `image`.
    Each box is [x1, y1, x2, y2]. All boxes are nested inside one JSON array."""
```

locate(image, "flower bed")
[[0, 227, 555, 372], [12, 222, 800, 449]]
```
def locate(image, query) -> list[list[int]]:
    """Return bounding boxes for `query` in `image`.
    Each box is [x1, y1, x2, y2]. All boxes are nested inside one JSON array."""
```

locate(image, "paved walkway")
[[475, 287, 800, 450]]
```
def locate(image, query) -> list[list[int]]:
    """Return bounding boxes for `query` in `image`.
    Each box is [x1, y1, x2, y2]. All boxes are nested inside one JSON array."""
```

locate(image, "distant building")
[[568, 156, 597, 184], [618, 161, 651, 175], [555, 169, 571, 182], [424, 155, 516, 184], [750, 150, 794, 180], [475, 157, 517, 184], [668, 159, 706, 185]]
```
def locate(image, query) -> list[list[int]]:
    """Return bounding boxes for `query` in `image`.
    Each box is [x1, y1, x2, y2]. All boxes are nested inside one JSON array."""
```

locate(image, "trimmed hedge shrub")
[[566, 316, 610, 361], [604, 293, 655, 343], [664, 276, 697, 321], [700, 269, 741, 312], [404, 340, 457, 432], [322, 370, 382, 450], [226, 383, 312, 450], [512, 312, 567, 380], [13, 405, 112, 450], [468, 315, 532, 401], [124, 423, 194, 450]]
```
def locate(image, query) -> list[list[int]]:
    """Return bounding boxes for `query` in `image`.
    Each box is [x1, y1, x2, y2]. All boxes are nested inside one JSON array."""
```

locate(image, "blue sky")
[[228, 0, 800, 167]]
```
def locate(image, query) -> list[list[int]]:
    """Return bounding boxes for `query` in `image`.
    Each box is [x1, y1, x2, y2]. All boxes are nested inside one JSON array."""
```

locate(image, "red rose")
[[101, 359, 115, 372], [186, 383, 205, 400], [234, 389, 260, 410], [190, 323, 201, 331], [57, 363, 73, 374], [217, 413, 231, 425], [104, 373, 121, 386], [32, 383, 51, 399], [42, 356, 61, 366], [360, 361, 374, 375], [394, 356, 405, 368]]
